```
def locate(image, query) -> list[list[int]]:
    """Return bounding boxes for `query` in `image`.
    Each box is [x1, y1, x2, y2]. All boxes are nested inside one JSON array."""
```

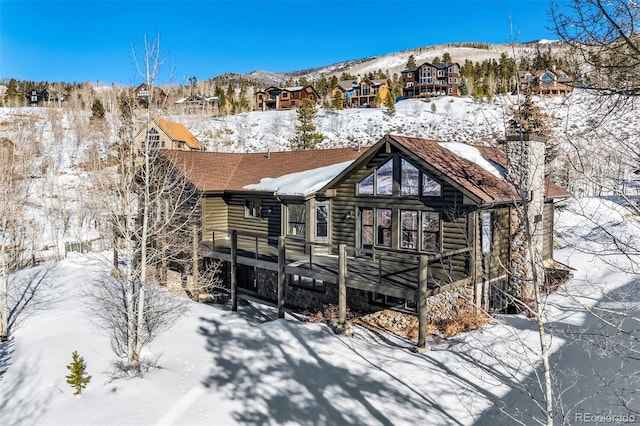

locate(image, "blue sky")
[[1, 0, 556, 85]]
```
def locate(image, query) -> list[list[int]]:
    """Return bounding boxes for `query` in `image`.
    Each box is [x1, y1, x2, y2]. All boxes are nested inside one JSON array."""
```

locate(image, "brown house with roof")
[[401, 62, 461, 98], [134, 118, 205, 152], [134, 83, 168, 108], [331, 77, 391, 108], [255, 86, 320, 111], [159, 134, 569, 348], [519, 69, 573, 96]]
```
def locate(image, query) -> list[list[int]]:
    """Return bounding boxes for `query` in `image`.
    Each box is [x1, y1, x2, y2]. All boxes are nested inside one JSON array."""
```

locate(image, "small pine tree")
[[386, 89, 396, 116], [91, 99, 106, 120], [65, 350, 91, 395], [331, 91, 343, 110], [406, 54, 417, 69], [289, 99, 324, 150], [431, 102, 437, 114]]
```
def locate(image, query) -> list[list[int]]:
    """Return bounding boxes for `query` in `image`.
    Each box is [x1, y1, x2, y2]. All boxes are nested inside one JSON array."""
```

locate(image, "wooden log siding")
[[226, 196, 281, 237], [201, 197, 228, 241]]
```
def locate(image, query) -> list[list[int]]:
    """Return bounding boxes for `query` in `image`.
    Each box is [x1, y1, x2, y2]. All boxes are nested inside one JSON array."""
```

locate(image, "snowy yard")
[[1, 198, 638, 425]]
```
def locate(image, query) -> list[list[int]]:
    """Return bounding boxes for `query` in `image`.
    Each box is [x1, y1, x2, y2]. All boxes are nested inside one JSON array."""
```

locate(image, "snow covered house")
[[401, 62, 461, 98], [160, 134, 569, 328], [331, 77, 392, 108]]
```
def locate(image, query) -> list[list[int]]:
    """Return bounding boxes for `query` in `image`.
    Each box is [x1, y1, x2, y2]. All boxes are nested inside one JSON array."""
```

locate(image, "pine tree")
[[507, 93, 557, 166], [406, 54, 417, 69], [91, 99, 106, 120], [442, 52, 452, 64], [289, 99, 324, 150], [386, 88, 396, 116], [65, 351, 91, 395], [331, 90, 344, 110]]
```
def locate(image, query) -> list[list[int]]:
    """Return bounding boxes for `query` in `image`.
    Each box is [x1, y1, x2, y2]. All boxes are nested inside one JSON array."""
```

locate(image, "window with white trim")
[[315, 204, 329, 238]]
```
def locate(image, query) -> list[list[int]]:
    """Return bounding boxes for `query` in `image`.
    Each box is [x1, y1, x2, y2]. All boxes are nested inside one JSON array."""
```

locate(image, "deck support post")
[[277, 236, 286, 319], [192, 225, 200, 301], [417, 254, 430, 352], [338, 244, 347, 326], [230, 230, 238, 312]]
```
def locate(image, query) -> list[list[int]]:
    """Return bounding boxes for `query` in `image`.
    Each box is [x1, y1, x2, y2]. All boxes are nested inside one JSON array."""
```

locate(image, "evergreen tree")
[[65, 351, 91, 395], [289, 99, 324, 150], [331, 90, 344, 110], [431, 102, 437, 113], [507, 93, 557, 166], [442, 52, 452, 64], [433, 56, 441, 64], [406, 54, 417, 69], [386, 88, 396, 116], [91, 99, 106, 120]]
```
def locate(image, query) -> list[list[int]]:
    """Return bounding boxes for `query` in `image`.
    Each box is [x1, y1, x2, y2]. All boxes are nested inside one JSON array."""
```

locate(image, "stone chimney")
[[505, 133, 546, 312]]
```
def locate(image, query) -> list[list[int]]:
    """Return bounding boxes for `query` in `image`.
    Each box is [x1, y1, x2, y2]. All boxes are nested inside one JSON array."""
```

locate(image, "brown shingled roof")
[[161, 147, 366, 193], [388, 135, 570, 203], [388, 135, 518, 203], [156, 119, 204, 151]]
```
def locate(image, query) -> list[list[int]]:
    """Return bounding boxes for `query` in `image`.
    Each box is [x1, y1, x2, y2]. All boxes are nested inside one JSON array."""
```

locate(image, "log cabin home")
[[134, 118, 205, 152], [331, 77, 392, 108], [255, 85, 320, 111], [401, 62, 461, 98], [159, 134, 569, 345]]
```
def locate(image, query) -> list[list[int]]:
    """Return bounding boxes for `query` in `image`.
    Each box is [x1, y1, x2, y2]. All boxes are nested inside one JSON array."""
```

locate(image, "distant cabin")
[[133, 118, 205, 152], [255, 85, 319, 111]]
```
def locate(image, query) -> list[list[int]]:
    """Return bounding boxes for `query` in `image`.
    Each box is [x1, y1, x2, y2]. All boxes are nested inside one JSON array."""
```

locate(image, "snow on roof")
[[438, 142, 505, 179], [243, 160, 354, 196]]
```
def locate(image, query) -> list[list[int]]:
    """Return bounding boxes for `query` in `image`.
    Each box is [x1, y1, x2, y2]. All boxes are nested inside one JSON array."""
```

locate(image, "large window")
[[358, 173, 374, 195], [287, 204, 305, 237], [376, 208, 392, 247], [401, 159, 419, 196], [315, 204, 329, 238], [401, 210, 418, 249], [421, 211, 440, 252], [376, 159, 393, 195], [422, 174, 442, 196]]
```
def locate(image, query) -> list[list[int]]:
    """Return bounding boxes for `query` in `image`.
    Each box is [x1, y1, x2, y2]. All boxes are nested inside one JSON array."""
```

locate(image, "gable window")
[[401, 159, 419, 196], [287, 204, 305, 237], [315, 204, 329, 238], [283, 92, 288, 98], [245, 200, 262, 219], [358, 173, 374, 195], [376, 208, 392, 247], [421, 211, 440, 252], [376, 159, 393, 195], [401, 210, 418, 249], [422, 173, 442, 196]]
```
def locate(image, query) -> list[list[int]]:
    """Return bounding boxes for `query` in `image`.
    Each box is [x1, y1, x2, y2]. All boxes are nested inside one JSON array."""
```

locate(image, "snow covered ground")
[[0, 197, 638, 426], [1, 91, 639, 424]]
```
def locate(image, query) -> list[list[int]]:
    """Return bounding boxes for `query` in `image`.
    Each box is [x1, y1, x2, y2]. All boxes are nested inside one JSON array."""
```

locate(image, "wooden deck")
[[202, 230, 472, 302]]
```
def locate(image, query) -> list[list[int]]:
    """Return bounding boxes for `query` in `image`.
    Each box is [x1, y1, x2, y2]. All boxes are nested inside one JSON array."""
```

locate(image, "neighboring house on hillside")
[[401, 62, 461, 97], [254, 85, 319, 111], [134, 83, 168, 108], [26, 89, 48, 107], [174, 94, 220, 113], [331, 77, 391, 108], [159, 134, 569, 335], [134, 118, 205, 152], [518, 69, 573, 96]]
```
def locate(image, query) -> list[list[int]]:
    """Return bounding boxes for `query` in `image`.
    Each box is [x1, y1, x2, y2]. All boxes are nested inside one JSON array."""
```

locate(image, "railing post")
[[230, 230, 238, 312], [211, 230, 216, 252], [338, 244, 347, 327], [277, 236, 286, 319], [417, 254, 430, 352]]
